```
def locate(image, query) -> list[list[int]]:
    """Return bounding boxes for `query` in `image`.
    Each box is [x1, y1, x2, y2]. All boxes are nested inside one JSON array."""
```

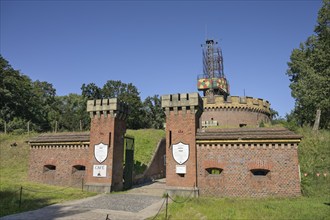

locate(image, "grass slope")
[[126, 129, 165, 174], [0, 133, 96, 217], [297, 127, 330, 196]]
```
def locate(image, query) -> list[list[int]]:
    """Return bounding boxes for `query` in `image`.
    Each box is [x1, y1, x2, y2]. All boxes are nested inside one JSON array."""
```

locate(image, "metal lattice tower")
[[197, 39, 230, 101]]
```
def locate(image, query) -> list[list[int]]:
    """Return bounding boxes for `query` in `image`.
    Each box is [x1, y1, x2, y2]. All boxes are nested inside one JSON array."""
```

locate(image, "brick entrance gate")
[[161, 92, 302, 197]]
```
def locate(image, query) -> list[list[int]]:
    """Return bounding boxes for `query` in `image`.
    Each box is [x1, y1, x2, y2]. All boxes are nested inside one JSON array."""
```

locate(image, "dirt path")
[[1, 179, 166, 220]]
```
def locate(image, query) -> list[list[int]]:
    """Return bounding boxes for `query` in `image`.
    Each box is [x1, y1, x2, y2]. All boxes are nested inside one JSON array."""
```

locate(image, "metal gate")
[[123, 136, 134, 190]]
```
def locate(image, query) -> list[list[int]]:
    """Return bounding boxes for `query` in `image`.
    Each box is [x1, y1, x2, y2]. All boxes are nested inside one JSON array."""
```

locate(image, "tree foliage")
[[1, 55, 165, 132], [0, 55, 56, 131], [286, 0, 330, 129], [56, 94, 90, 131], [81, 80, 165, 129], [143, 95, 165, 129]]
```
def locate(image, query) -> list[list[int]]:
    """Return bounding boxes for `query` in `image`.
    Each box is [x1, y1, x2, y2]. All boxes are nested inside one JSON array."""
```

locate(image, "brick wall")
[[202, 108, 270, 128], [201, 95, 271, 128], [197, 143, 301, 197], [29, 145, 89, 187]]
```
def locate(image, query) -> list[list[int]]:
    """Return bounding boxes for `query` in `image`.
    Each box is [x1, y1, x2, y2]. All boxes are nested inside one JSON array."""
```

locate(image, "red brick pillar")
[[85, 98, 128, 192], [161, 93, 203, 196]]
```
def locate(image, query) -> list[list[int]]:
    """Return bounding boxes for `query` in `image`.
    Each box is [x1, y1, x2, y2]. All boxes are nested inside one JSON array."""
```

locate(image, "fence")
[[2, 177, 85, 212], [0, 120, 89, 134], [151, 191, 195, 220]]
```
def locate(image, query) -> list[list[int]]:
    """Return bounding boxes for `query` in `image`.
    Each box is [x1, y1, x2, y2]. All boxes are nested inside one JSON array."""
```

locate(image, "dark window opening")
[[72, 165, 86, 173], [178, 174, 185, 177], [206, 167, 223, 175], [251, 169, 269, 176], [44, 164, 56, 172], [239, 123, 247, 127]]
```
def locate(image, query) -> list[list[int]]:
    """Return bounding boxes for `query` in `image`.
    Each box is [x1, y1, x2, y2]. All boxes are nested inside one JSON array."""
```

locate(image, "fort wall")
[[201, 95, 271, 128], [29, 138, 89, 187], [197, 142, 301, 197]]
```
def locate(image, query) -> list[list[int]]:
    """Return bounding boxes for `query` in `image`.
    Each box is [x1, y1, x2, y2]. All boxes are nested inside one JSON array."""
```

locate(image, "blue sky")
[[1, 0, 322, 117]]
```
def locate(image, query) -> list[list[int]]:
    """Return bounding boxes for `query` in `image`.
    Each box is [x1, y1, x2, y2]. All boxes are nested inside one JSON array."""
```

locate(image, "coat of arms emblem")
[[94, 143, 108, 163], [172, 142, 189, 165]]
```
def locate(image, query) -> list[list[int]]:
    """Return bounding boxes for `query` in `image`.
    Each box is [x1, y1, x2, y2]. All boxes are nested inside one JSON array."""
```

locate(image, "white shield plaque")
[[172, 142, 189, 165], [94, 143, 108, 163]]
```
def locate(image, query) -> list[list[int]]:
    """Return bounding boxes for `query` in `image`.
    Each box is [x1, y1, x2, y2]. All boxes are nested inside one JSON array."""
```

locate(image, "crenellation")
[[202, 95, 270, 115], [162, 93, 203, 116], [87, 98, 128, 119]]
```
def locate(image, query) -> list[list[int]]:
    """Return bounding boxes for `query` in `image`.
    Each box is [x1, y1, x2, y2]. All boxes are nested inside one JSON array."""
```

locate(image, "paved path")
[[1, 180, 166, 220]]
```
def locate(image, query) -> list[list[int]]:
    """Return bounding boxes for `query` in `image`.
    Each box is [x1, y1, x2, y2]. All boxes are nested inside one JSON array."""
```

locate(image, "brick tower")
[[85, 98, 128, 192], [161, 93, 203, 196]]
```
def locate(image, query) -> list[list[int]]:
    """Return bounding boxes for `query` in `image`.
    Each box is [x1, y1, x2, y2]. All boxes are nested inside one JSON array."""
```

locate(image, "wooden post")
[[165, 193, 168, 219], [19, 186, 23, 209], [313, 109, 321, 131], [4, 121, 7, 134], [27, 121, 30, 134], [55, 121, 58, 133], [81, 178, 84, 192], [80, 120, 82, 131]]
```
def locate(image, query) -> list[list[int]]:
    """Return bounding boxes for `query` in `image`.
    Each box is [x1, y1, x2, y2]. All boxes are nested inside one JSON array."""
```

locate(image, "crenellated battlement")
[[203, 95, 271, 115], [87, 98, 129, 120], [161, 92, 203, 116]]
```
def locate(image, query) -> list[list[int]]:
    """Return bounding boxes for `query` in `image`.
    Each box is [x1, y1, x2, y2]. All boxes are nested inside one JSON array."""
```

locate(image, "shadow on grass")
[[134, 161, 147, 175], [0, 189, 52, 218], [0, 189, 92, 220]]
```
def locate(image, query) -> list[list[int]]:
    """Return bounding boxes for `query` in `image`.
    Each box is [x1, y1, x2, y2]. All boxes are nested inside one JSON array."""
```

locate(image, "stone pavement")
[[1, 179, 166, 220]]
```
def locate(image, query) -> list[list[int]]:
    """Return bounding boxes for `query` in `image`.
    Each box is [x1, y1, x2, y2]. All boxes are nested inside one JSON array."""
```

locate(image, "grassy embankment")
[[126, 129, 165, 174], [0, 133, 95, 217], [153, 126, 330, 220], [0, 129, 165, 217]]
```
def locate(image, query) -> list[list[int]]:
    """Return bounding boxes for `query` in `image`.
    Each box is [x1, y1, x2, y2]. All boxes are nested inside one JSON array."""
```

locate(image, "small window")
[[72, 165, 86, 173], [251, 169, 269, 176], [206, 167, 223, 175], [44, 164, 56, 172], [239, 123, 247, 127]]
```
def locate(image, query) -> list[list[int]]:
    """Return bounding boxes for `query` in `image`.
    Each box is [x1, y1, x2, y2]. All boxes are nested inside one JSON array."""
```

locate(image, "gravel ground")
[[76, 193, 162, 212]]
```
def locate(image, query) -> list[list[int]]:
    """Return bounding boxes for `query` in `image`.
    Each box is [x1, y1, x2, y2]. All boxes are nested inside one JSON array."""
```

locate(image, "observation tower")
[[197, 39, 230, 102], [198, 39, 271, 128]]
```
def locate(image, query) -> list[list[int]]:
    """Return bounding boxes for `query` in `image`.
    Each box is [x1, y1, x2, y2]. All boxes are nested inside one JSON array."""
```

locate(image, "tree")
[[143, 95, 165, 129], [56, 94, 89, 131], [81, 83, 102, 99], [82, 80, 147, 129], [102, 80, 146, 129], [30, 80, 57, 131], [0, 55, 57, 132], [286, 0, 330, 129]]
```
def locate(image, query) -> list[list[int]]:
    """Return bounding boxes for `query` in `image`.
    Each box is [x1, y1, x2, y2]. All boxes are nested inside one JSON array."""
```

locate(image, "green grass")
[[126, 129, 165, 174], [297, 127, 330, 196], [0, 133, 96, 217], [153, 196, 330, 220]]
